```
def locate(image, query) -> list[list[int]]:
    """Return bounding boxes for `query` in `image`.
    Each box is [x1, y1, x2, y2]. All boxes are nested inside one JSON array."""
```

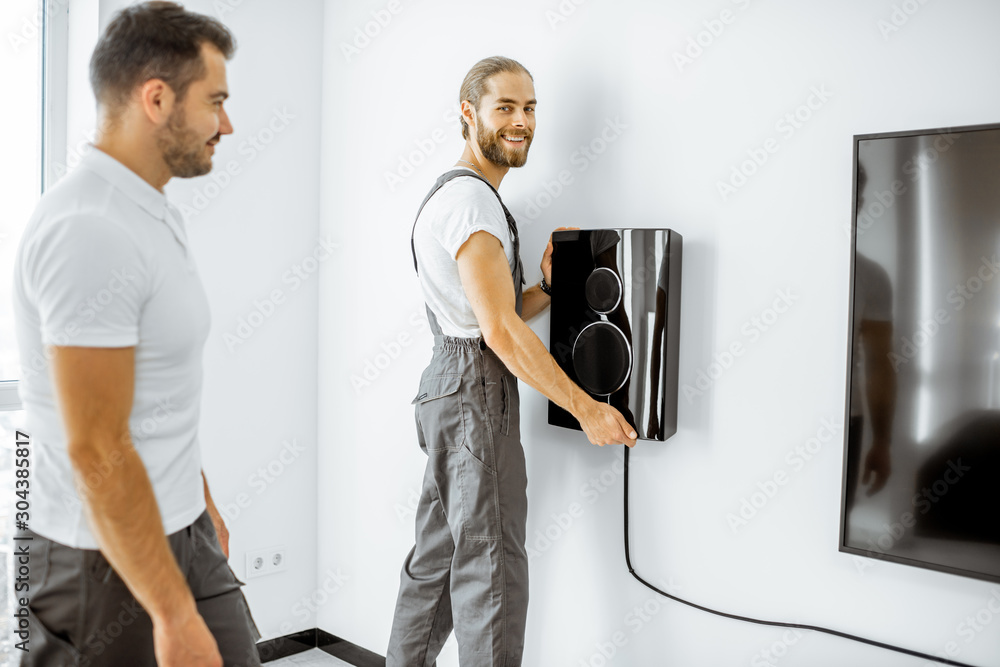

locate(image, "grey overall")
[[387, 170, 528, 667]]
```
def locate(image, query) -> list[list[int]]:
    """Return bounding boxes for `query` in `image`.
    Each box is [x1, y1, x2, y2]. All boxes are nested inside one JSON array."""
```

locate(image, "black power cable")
[[622, 446, 986, 667]]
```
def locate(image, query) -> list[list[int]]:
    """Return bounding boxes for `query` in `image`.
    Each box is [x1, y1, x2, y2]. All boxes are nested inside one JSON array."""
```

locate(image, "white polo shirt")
[[12, 147, 211, 549]]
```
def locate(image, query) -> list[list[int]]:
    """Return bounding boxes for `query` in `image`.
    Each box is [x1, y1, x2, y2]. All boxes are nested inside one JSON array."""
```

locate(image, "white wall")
[[317, 1, 1000, 665], [168, 0, 324, 641], [62, 0, 325, 642]]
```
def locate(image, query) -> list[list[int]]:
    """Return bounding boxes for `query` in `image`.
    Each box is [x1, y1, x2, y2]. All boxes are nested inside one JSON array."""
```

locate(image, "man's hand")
[[540, 226, 578, 285], [862, 439, 891, 495], [576, 399, 637, 447], [153, 604, 223, 667]]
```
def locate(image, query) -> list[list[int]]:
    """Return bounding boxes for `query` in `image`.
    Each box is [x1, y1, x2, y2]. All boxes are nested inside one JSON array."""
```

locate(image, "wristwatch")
[[539, 277, 552, 296]]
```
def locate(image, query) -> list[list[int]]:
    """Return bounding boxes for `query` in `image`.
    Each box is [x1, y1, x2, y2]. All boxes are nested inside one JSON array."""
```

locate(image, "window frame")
[[2, 1, 70, 413]]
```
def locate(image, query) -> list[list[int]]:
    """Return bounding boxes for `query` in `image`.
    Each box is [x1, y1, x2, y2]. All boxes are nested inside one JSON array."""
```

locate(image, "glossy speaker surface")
[[548, 229, 682, 441]]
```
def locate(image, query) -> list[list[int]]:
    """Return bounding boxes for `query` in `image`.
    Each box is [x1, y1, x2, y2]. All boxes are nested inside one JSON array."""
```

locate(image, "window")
[[1, 1, 47, 660], [0, 0, 44, 388]]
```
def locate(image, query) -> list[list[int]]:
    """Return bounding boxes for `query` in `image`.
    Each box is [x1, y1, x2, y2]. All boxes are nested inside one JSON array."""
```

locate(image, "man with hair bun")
[[12, 3, 259, 665], [388, 55, 636, 666]]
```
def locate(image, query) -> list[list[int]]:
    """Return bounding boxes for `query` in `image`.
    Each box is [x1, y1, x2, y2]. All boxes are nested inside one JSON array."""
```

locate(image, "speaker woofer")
[[584, 267, 622, 314], [572, 321, 632, 396]]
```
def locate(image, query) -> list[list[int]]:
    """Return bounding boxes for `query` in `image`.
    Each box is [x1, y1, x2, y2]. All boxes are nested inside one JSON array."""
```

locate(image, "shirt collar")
[[80, 146, 171, 221]]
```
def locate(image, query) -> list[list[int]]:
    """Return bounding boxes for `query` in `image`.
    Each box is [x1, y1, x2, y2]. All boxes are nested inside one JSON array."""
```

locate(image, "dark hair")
[[459, 56, 532, 140], [90, 1, 235, 111]]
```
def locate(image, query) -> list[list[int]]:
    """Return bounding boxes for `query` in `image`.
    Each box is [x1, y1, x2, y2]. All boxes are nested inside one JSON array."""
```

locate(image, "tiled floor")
[[265, 648, 356, 666]]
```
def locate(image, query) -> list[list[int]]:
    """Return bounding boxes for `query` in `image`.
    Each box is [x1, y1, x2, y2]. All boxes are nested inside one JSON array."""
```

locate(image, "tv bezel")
[[839, 121, 1000, 585]]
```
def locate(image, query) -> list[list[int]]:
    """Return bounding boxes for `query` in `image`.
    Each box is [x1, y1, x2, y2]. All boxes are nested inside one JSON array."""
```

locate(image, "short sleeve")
[[430, 178, 510, 260], [28, 215, 148, 347]]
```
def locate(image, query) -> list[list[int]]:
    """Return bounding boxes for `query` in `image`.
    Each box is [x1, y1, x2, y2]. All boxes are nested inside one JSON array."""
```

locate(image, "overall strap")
[[410, 169, 525, 285]]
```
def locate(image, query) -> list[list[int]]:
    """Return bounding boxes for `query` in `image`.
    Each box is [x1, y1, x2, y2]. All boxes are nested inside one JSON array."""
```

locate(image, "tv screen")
[[841, 122, 1000, 583]]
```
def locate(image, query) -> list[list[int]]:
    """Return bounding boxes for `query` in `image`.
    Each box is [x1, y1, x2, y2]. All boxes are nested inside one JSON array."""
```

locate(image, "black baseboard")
[[317, 630, 387, 666], [257, 628, 385, 666]]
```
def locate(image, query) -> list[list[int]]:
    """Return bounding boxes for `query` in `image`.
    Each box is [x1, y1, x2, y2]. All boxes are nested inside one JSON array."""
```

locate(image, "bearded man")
[[12, 3, 259, 665], [388, 56, 636, 667]]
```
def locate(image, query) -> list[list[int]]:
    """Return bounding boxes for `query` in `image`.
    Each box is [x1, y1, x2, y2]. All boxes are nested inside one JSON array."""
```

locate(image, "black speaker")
[[548, 229, 682, 441]]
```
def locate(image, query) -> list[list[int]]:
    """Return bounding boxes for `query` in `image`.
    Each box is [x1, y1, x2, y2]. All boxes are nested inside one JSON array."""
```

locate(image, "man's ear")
[[461, 100, 477, 135], [137, 78, 175, 125]]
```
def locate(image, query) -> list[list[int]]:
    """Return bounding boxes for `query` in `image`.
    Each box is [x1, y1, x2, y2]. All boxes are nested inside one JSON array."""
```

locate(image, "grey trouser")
[[18, 510, 261, 667], [387, 336, 529, 667]]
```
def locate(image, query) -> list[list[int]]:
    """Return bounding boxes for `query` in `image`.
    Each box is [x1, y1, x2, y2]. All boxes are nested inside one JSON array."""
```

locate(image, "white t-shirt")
[[13, 147, 211, 548], [412, 168, 517, 337]]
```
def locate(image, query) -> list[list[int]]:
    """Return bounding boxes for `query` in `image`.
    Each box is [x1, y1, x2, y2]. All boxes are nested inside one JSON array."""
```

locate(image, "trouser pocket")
[[24, 536, 86, 666], [413, 373, 466, 453], [501, 375, 511, 436], [457, 450, 501, 541], [23, 612, 82, 667]]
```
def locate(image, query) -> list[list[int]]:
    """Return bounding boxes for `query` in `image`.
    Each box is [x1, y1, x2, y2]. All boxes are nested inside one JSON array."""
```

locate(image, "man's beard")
[[477, 123, 532, 168], [156, 107, 213, 178]]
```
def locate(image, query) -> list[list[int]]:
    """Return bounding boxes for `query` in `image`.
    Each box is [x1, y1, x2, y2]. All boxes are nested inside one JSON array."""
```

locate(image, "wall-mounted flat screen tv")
[[841, 122, 1000, 583]]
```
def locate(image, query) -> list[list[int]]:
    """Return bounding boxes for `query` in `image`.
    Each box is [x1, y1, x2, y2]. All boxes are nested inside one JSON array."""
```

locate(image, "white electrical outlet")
[[245, 546, 288, 579]]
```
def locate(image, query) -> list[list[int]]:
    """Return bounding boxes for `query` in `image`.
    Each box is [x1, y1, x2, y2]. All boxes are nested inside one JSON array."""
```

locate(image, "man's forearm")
[[202, 471, 217, 515], [202, 471, 230, 558], [519, 284, 551, 321], [862, 323, 896, 446], [867, 362, 896, 445], [71, 439, 195, 626], [484, 312, 590, 416]]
